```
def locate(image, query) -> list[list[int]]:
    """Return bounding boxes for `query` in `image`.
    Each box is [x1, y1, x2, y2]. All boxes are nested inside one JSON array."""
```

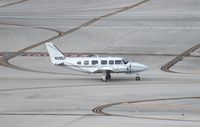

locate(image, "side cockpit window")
[[115, 60, 123, 65], [122, 59, 129, 64]]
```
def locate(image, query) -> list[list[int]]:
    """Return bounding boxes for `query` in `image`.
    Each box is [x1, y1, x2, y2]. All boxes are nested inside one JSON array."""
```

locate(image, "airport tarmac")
[[0, 0, 200, 127]]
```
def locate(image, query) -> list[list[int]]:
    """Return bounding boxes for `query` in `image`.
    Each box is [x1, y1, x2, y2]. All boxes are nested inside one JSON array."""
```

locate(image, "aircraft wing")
[[92, 66, 114, 73]]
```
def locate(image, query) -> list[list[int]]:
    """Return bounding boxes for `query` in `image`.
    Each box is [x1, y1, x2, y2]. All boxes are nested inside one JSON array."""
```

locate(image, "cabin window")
[[92, 60, 98, 65], [101, 60, 107, 65], [84, 60, 89, 65], [109, 60, 114, 65], [115, 60, 123, 65], [77, 61, 81, 65]]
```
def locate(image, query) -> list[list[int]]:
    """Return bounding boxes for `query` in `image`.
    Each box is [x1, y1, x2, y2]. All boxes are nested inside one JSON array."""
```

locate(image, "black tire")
[[106, 73, 111, 80], [136, 76, 140, 81], [109, 74, 111, 80]]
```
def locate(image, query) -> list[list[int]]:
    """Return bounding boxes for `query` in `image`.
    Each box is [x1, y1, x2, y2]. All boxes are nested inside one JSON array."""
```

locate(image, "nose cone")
[[131, 62, 148, 72], [140, 64, 148, 71]]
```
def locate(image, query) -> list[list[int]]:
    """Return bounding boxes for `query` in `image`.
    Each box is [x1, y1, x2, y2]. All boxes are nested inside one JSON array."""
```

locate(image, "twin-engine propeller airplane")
[[46, 43, 148, 81]]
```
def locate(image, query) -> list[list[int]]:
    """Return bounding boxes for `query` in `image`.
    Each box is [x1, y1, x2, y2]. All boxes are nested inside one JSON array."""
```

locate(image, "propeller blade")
[[129, 63, 132, 77]]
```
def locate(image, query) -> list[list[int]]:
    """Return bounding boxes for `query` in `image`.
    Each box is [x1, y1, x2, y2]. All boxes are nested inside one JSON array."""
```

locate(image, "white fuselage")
[[45, 43, 148, 81], [58, 56, 148, 74]]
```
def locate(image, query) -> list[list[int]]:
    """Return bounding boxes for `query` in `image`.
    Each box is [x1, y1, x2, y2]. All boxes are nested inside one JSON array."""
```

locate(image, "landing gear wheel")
[[101, 76, 107, 82], [106, 73, 111, 80], [135, 76, 140, 81], [101, 72, 111, 82]]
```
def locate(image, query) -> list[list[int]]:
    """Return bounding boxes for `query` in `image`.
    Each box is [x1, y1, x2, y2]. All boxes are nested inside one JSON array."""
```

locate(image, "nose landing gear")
[[135, 76, 140, 81], [135, 73, 140, 81]]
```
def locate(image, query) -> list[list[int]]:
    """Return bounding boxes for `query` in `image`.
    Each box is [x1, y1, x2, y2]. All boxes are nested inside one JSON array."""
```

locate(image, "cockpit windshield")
[[122, 59, 129, 64]]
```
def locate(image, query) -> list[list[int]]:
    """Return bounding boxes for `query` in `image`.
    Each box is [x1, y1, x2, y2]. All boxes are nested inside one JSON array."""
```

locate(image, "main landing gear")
[[101, 71, 111, 82]]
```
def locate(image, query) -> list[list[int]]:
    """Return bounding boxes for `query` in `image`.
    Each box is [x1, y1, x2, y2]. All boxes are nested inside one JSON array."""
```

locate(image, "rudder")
[[45, 43, 65, 64]]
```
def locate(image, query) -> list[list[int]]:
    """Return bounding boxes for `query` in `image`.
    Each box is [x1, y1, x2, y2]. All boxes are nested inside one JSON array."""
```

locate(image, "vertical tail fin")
[[45, 43, 65, 65]]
